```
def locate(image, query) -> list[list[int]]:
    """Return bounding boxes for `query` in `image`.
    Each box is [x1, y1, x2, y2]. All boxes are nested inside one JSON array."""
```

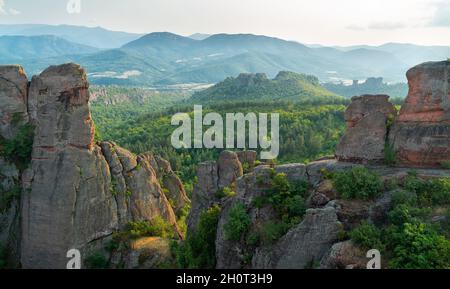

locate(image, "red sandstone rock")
[[389, 61, 450, 167], [336, 95, 396, 163]]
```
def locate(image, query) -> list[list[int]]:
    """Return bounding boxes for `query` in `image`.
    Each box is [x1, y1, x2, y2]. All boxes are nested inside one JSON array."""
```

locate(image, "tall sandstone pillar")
[[389, 61, 450, 167], [21, 64, 119, 269]]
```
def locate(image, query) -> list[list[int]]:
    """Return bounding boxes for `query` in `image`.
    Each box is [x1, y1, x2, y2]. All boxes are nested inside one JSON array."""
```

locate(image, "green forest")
[[91, 72, 349, 194]]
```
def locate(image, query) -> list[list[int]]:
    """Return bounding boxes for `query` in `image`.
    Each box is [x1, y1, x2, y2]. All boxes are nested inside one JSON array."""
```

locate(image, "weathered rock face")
[[236, 151, 257, 168], [187, 161, 219, 233], [0, 65, 29, 140], [218, 151, 243, 189], [0, 65, 29, 268], [21, 64, 116, 269], [336, 95, 396, 163], [187, 151, 243, 233], [389, 61, 450, 167], [147, 154, 190, 215], [252, 207, 341, 269], [319, 240, 367, 269], [19, 63, 180, 269], [215, 163, 309, 269], [122, 237, 173, 269]]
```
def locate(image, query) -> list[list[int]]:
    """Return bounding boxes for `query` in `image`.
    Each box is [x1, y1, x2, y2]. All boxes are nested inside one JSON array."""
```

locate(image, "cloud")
[[0, 0, 21, 16], [368, 21, 406, 30], [8, 8, 20, 15], [345, 24, 366, 31], [346, 22, 406, 31], [0, 0, 6, 15], [429, 0, 450, 27]]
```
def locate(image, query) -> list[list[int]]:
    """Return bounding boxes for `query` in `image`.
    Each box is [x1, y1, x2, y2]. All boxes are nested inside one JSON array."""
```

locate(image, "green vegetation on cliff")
[[349, 172, 450, 269], [172, 205, 221, 269]]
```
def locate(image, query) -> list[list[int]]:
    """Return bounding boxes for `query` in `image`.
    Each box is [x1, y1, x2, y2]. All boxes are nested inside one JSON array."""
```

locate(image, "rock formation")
[[336, 95, 396, 163], [252, 207, 341, 269], [0, 65, 29, 140], [389, 61, 450, 167], [187, 150, 244, 233], [0, 63, 187, 269], [0, 65, 29, 267], [147, 154, 190, 215]]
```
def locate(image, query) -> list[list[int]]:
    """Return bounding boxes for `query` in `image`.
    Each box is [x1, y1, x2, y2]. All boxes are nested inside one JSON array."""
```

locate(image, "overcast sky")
[[1, 0, 450, 46]]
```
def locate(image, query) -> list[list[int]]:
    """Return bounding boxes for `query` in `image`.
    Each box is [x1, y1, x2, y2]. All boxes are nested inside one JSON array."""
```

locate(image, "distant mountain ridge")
[[0, 35, 98, 63], [0, 25, 449, 85], [0, 24, 143, 49]]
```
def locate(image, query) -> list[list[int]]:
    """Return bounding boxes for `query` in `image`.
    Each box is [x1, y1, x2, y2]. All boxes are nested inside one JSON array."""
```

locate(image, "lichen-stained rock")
[[187, 161, 219, 233], [126, 154, 178, 228], [123, 237, 173, 269], [144, 154, 190, 215], [389, 61, 450, 167], [0, 158, 21, 267], [319, 241, 367, 269], [336, 95, 396, 163], [236, 151, 257, 168], [306, 159, 356, 187], [188, 151, 244, 233], [252, 207, 341, 269], [21, 64, 118, 269], [20, 63, 180, 269], [0, 65, 29, 140], [99, 141, 131, 227], [396, 61, 450, 123], [343, 95, 397, 128], [218, 151, 243, 188], [215, 169, 278, 269]]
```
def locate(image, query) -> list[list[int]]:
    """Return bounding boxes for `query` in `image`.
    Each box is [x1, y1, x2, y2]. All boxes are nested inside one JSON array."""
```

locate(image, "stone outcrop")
[[122, 237, 173, 269], [236, 151, 257, 168], [389, 61, 450, 167], [0, 65, 29, 140], [252, 207, 341, 269], [0, 63, 183, 269], [187, 151, 243, 233], [0, 65, 29, 267], [147, 154, 190, 215], [336, 95, 396, 163], [319, 240, 367, 269], [215, 163, 313, 269]]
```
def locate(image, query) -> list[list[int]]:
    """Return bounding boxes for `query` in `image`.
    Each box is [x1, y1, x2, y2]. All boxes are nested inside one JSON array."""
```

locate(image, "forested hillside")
[[90, 81, 348, 195], [191, 71, 337, 103]]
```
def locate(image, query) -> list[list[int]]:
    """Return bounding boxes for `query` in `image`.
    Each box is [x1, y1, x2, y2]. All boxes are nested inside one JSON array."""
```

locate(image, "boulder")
[[319, 241, 367, 269], [124, 237, 173, 269], [306, 159, 356, 187], [336, 95, 396, 163], [389, 61, 450, 167], [218, 151, 243, 189], [236, 151, 257, 168], [252, 207, 342, 269]]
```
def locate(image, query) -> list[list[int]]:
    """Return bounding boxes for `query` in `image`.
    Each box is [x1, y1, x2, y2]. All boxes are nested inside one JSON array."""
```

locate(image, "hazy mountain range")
[[0, 24, 449, 86]]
